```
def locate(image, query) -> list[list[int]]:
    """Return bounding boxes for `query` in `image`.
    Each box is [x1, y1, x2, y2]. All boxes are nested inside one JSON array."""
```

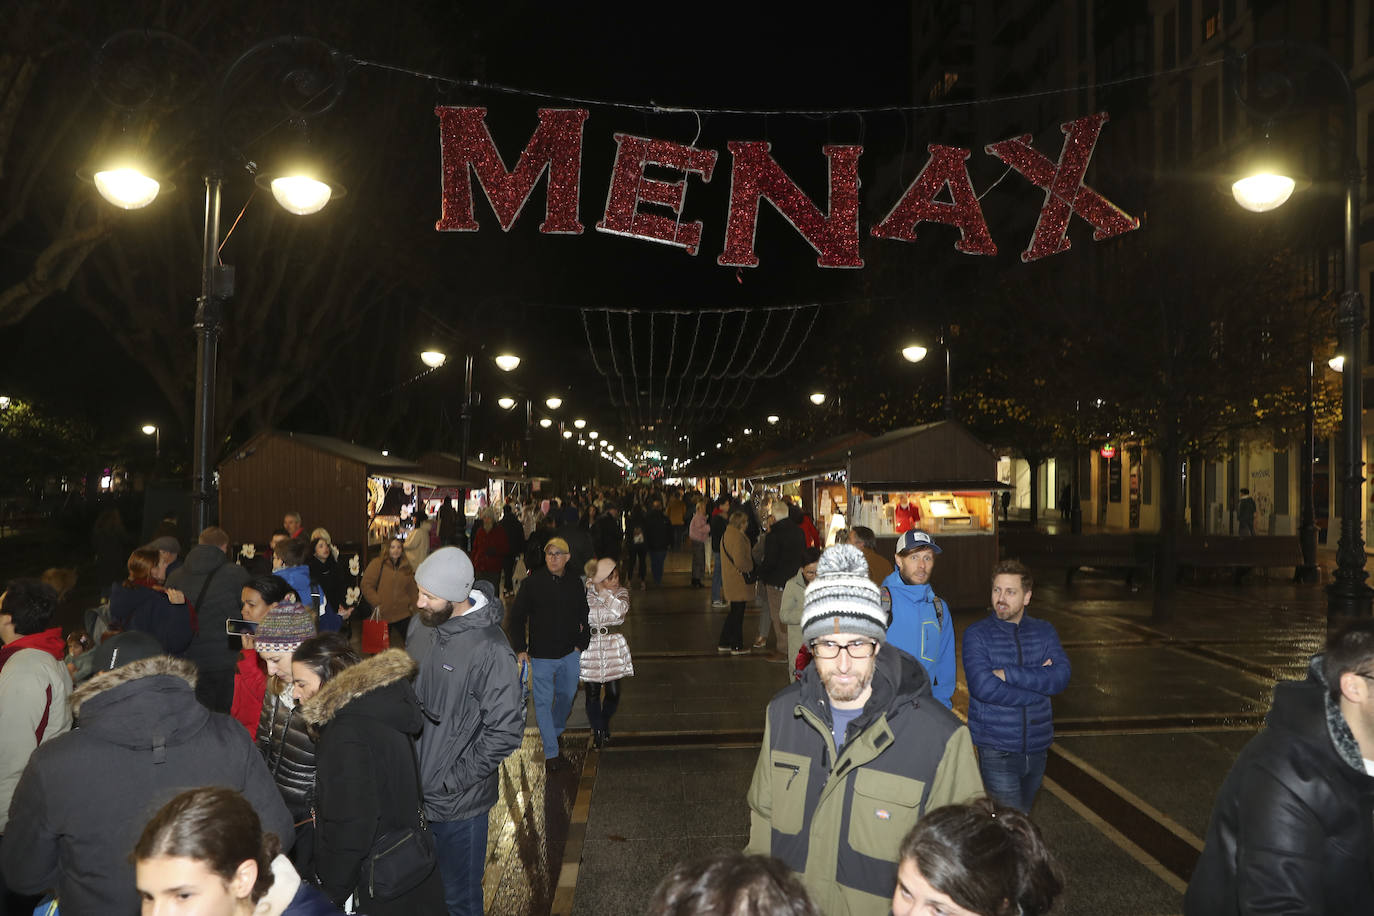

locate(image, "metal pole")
[[942, 330, 953, 419], [1328, 73, 1372, 622], [459, 352, 474, 482], [191, 173, 223, 534], [1296, 358, 1318, 582]]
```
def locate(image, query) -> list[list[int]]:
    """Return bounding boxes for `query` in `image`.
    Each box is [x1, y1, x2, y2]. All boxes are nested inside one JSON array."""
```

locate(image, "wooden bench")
[[1175, 534, 1301, 583], [999, 533, 1156, 586]]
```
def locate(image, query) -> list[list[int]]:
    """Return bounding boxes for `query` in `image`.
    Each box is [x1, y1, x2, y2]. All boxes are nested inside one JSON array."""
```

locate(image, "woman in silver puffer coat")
[[580, 557, 633, 748]]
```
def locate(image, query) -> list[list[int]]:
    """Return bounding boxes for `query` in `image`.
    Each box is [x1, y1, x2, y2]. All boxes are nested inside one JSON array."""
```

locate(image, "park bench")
[[999, 532, 1155, 586], [1175, 534, 1301, 583]]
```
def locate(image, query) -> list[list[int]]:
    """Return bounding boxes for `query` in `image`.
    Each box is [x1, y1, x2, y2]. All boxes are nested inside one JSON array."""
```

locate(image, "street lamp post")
[[1231, 42, 1371, 623], [901, 332, 954, 418], [90, 31, 348, 534]]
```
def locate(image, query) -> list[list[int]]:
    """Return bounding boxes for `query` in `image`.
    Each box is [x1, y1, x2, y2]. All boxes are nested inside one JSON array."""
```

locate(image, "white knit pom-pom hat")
[[801, 544, 888, 643]]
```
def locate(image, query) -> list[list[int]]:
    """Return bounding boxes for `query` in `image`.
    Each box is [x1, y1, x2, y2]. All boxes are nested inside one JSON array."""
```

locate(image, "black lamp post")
[[1231, 42, 1371, 624], [89, 31, 348, 533]]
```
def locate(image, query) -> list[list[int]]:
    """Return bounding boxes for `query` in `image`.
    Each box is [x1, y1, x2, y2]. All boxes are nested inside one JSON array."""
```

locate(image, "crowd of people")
[[0, 480, 1369, 915]]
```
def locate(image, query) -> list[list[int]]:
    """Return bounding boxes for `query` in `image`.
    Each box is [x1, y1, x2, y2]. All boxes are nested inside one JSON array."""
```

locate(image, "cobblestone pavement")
[[479, 551, 1333, 916]]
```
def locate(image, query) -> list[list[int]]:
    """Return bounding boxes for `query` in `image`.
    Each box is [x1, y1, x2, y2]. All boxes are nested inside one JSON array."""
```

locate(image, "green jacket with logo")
[[745, 645, 983, 916]]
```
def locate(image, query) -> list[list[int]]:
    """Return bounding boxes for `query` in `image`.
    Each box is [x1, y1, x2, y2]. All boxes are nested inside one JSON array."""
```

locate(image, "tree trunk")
[[1027, 455, 1041, 525], [1187, 453, 1205, 534], [1153, 440, 1184, 622]]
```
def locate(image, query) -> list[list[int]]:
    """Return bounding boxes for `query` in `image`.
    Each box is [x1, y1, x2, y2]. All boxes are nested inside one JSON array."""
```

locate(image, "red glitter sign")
[[436, 108, 1139, 267]]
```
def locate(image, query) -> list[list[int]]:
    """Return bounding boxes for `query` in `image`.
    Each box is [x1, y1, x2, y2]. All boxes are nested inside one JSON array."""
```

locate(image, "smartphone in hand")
[[225, 618, 258, 636]]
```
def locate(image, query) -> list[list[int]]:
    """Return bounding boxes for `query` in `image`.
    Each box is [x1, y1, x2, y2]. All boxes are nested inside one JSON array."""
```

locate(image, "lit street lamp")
[[809, 392, 826, 406], [1231, 41, 1371, 623], [142, 424, 160, 462], [900, 334, 953, 418], [89, 31, 349, 533]]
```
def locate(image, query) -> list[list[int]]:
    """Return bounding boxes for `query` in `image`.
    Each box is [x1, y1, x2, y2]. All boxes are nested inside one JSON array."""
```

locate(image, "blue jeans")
[[711, 551, 723, 601], [430, 812, 487, 916], [977, 748, 1048, 813], [649, 549, 667, 584], [531, 651, 581, 758]]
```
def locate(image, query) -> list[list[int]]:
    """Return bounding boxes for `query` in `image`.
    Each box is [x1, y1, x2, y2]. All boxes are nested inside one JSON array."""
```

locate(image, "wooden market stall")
[[843, 420, 1006, 609], [218, 431, 472, 550], [748, 431, 872, 540]]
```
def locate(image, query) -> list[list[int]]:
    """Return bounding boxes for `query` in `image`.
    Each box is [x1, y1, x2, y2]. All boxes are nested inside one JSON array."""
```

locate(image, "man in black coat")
[[643, 500, 673, 586], [499, 503, 526, 598], [593, 504, 623, 560], [166, 525, 250, 713], [708, 497, 732, 608], [755, 501, 805, 659], [1185, 619, 1374, 914], [508, 538, 589, 770]]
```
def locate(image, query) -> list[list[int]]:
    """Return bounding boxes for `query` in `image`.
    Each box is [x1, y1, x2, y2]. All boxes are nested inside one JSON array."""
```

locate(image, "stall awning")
[[386, 471, 481, 490], [749, 431, 872, 486], [846, 420, 1002, 491]]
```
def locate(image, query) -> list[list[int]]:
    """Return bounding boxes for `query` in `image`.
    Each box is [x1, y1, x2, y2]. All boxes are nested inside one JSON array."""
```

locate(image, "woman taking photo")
[[232, 575, 291, 733], [717, 510, 754, 655], [295, 635, 444, 913], [109, 546, 192, 654], [892, 797, 1063, 916], [135, 786, 341, 915], [360, 536, 418, 650], [581, 558, 633, 748]]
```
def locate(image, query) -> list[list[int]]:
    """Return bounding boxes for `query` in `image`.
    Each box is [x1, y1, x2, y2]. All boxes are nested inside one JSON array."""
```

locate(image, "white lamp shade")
[[902, 345, 928, 363], [562, 430, 573, 439], [141, 424, 157, 435], [539, 418, 553, 428], [574, 419, 586, 429], [420, 350, 447, 368], [809, 392, 826, 405], [270, 175, 332, 215], [545, 397, 563, 409], [1231, 173, 1296, 213], [766, 415, 780, 424], [497, 396, 517, 410], [94, 168, 161, 209], [494, 354, 520, 371], [1330, 355, 1346, 373]]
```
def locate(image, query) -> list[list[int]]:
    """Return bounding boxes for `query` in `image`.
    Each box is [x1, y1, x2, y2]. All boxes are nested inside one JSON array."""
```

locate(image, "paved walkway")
[[480, 550, 1335, 916]]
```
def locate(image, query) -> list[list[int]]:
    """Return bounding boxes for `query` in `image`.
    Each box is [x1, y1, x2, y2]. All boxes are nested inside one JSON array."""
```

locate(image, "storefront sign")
[[1099, 445, 1117, 459], [436, 109, 1140, 266]]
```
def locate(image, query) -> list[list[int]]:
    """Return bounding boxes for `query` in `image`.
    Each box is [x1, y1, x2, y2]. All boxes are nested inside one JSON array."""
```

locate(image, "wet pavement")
[[478, 549, 1335, 916]]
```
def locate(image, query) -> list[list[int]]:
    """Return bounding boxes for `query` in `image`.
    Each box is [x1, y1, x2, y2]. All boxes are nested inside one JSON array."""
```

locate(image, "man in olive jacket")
[[408, 547, 523, 916], [745, 545, 983, 916]]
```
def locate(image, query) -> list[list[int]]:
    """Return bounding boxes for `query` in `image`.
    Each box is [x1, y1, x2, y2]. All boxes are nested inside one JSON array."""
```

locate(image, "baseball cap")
[[896, 529, 942, 555]]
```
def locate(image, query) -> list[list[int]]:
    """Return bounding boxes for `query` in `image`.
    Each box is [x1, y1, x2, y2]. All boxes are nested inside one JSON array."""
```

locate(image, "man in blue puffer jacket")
[[879, 530, 955, 709], [962, 559, 1070, 812]]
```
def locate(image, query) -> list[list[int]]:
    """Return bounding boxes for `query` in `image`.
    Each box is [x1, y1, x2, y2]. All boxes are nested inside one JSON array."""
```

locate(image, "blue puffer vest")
[[961, 613, 1070, 754]]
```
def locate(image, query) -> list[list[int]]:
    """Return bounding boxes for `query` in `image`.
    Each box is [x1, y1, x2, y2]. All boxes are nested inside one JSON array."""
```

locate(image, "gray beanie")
[[801, 544, 887, 643], [415, 547, 475, 603]]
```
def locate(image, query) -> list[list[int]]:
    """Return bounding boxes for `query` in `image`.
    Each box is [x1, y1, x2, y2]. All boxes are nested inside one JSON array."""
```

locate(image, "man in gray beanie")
[[744, 544, 983, 916], [406, 546, 523, 916]]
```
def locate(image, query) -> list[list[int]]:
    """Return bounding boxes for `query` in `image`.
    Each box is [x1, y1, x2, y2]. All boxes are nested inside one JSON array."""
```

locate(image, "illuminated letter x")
[[985, 112, 1140, 263]]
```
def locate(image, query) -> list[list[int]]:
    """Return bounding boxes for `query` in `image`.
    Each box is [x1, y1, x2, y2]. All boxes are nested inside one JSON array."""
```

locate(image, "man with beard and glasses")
[[744, 544, 983, 916], [406, 547, 523, 916], [961, 560, 1070, 813]]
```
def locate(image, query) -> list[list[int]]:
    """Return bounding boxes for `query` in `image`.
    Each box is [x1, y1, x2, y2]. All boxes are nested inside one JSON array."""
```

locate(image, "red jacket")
[[472, 524, 510, 575], [231, 648, 266, 734]]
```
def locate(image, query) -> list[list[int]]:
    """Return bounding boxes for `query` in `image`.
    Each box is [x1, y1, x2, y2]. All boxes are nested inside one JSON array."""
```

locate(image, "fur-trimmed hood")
[[71, 655, 197, 716], [299, 648, 417, 728]]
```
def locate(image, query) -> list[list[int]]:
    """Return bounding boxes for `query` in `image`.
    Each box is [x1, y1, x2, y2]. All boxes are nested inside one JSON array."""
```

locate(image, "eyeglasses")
[[545, 549, 568, 557], [809, 639, 879, 660]]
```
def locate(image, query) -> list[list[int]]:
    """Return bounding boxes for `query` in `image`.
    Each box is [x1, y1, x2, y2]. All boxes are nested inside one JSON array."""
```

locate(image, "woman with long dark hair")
[[892, 797, 1063, 916], [295, 635, 444, 914], [231, 575, 293, 734], [134, 786, 341, 915]]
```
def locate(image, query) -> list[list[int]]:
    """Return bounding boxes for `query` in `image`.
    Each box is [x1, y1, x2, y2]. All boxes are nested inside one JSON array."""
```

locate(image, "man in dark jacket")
[[509, 537, 589, 769], [757, 501, 805, 660], [593, 504, 623, 560], [745, 545, 982, 916], [166, 525, 250, 713], [1185, 619, 1374, 915], [499, 503, 525, 597], [643, 500, 673, 586], [2, 633, 293, 916], [408, 548, 523, 916], [961, 560, 1070, 812]]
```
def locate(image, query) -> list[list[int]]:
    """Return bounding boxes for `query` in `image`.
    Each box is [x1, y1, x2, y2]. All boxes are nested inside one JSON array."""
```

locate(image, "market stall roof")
[[418, 451, 547, 484], [846, 420, 1007, 491], [228, 431, 424, 476], [749, 431, 872, 486]]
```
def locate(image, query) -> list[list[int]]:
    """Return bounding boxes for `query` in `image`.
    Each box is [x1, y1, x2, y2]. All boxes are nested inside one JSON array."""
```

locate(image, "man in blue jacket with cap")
[[880, 529, 955, 708]]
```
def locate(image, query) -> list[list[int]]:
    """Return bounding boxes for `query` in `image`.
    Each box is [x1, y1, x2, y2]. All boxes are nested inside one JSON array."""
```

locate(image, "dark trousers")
[[628, 547, 647, 582], [502, 554, 519, 593], [584, 679, 622, 732], [719, 600, 746, 650]]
